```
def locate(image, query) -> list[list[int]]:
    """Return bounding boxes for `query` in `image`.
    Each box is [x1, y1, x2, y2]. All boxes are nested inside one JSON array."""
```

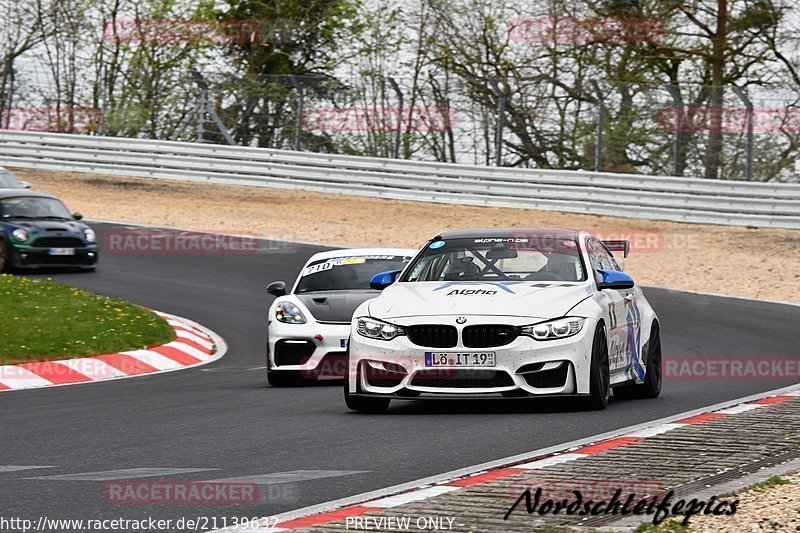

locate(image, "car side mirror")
[[19, 181, 30, 189], [370, 270, 402, 290], [266, 281, 287, 297], [72, 212, 83, 221], [596, 269, 634, 290]]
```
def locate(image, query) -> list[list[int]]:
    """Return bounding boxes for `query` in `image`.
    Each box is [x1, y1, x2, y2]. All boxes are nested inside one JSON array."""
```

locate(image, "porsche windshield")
[[0, 197, 72, 220], [402, 237, 586, 283], [0, 170, 20, 187], [295, 255, 411, 293]]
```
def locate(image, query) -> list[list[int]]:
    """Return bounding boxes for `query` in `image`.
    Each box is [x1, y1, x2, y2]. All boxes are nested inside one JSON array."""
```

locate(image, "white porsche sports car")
[[344, 228, 661, 412], [266, 248, 415, 386]]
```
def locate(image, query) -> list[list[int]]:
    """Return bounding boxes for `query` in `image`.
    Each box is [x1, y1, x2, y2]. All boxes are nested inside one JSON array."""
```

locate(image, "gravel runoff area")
[[13, 167, 800, 303], [688, 469, 800, 533]]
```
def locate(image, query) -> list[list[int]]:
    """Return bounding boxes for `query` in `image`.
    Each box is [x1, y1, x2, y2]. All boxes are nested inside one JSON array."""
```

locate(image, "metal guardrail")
[[0, 131, 799, 228]]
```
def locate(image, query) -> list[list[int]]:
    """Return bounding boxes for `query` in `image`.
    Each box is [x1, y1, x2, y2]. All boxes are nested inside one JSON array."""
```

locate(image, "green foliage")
[[636, 519, 690, 532], [0, 275, 175, 363], [747, 475, 792, 492]]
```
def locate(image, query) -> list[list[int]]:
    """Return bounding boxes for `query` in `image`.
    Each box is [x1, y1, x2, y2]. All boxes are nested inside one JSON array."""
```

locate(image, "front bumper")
[[347, 315, 596, 397], [267, 320, 350, 379], [11, 244, 98, 269]]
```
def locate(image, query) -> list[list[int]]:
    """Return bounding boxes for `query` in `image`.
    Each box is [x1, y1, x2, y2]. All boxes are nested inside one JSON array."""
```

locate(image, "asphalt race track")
[[3, 222, 799, 529]]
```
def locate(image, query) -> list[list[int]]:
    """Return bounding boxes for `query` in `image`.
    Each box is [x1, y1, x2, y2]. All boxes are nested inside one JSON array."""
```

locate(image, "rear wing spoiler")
[[601, 240, 630, 258]]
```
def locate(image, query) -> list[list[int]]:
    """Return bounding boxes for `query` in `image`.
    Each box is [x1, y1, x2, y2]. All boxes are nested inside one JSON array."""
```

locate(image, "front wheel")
[[0, 240, 11, 273], [614, 322, 662, 399], [267, 370, 301, 387], [584, 324, 610, 410], [343, 358, 390, 413]]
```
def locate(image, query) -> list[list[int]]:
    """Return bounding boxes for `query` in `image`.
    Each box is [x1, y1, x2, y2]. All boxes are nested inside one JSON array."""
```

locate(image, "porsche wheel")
[[585, 324, 610, 410], [267, 370, 300, 387]]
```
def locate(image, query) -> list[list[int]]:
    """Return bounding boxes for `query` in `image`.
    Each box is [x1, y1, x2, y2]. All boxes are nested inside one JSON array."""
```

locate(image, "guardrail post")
[[388, 77, 403, 159], [196, 82, 207, 143], [590, 80, 604, 172], [664, 84, 685, 177], [731, 85, 754, 181], [172, 69, 236, 145], [290, 75, 304, 151], [488, 78, 505, 166]]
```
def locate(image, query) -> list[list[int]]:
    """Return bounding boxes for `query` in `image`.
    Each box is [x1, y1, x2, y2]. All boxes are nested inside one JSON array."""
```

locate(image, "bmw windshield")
[[0, 197, 72, 220], [295, 255, 411, 293], [402, 237, 586, 283]]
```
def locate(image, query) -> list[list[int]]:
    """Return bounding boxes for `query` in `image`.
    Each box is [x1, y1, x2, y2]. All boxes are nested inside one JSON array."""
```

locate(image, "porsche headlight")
[[357, 317, 405, 341], [275, 302, 306, 324], [83, 228, 96, 243], [522, 317, 584, 341], [11, 228, 29, 243]]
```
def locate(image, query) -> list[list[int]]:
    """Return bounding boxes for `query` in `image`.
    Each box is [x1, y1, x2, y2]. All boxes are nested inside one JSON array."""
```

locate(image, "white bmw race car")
[[344, 228, 662, 412], [266, 248, 415, 386]]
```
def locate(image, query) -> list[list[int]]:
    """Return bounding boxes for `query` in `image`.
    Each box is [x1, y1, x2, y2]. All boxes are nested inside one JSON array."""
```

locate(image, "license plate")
[[48, 248, 75, 256], [424, 352, 496, 367]]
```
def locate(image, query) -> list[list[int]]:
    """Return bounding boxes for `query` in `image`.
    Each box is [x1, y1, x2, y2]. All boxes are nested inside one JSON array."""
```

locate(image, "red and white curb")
[[214, 384, 800, 532], [0, 312, 224, 392]]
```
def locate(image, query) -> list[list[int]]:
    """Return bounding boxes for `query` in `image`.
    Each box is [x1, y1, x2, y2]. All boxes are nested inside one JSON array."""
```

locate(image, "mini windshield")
[[402, 237, 586, 283], [295, 255, 412, 293], [0, 197, 72, 220]]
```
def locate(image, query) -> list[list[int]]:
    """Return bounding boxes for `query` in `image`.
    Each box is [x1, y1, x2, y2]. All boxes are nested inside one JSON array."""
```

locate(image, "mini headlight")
[[357, 317, 405, 341], [275, 302, 306, 324], [84, 228, 96, 243], [522, 318, 585, 341], [11, 228, 29, 243]]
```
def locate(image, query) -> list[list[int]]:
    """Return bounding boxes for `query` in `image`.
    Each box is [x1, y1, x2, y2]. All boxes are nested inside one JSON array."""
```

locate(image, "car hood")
[[297, 290, 381, 323], [366, 281, 594, 319], [5, 219, 87, 234]]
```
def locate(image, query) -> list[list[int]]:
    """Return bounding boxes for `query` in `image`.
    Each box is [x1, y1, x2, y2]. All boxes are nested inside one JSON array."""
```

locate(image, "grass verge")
[[0, 274, 175, 364]]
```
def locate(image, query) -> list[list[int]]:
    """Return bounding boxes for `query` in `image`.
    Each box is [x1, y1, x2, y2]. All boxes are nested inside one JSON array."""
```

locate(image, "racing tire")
[[267, 370, 301, 387], [0, 240, 10, 273], [584, 324, 611, 410], [343, 359, 390, 413], [614, 322, 662, 400]]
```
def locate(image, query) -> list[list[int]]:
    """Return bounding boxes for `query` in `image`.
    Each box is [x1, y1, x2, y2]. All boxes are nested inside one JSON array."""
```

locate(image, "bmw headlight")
[[357, 317, 405, 341], [275, 302, 306, 324], [83, 228, 96, 243], [522, 317, 585, 341], [11, 228, 29, 243]]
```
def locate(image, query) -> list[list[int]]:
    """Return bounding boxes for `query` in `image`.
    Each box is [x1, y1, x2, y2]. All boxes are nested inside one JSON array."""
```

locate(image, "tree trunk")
[[704, 0, 728, 179]]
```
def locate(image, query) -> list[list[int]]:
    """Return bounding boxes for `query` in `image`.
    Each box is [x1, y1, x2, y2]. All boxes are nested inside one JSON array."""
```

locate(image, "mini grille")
[[32, 237, 84, 248]]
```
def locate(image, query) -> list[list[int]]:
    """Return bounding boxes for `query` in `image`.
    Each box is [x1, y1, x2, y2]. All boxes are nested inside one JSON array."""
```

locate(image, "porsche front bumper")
[[267, 320, 351, 379]]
